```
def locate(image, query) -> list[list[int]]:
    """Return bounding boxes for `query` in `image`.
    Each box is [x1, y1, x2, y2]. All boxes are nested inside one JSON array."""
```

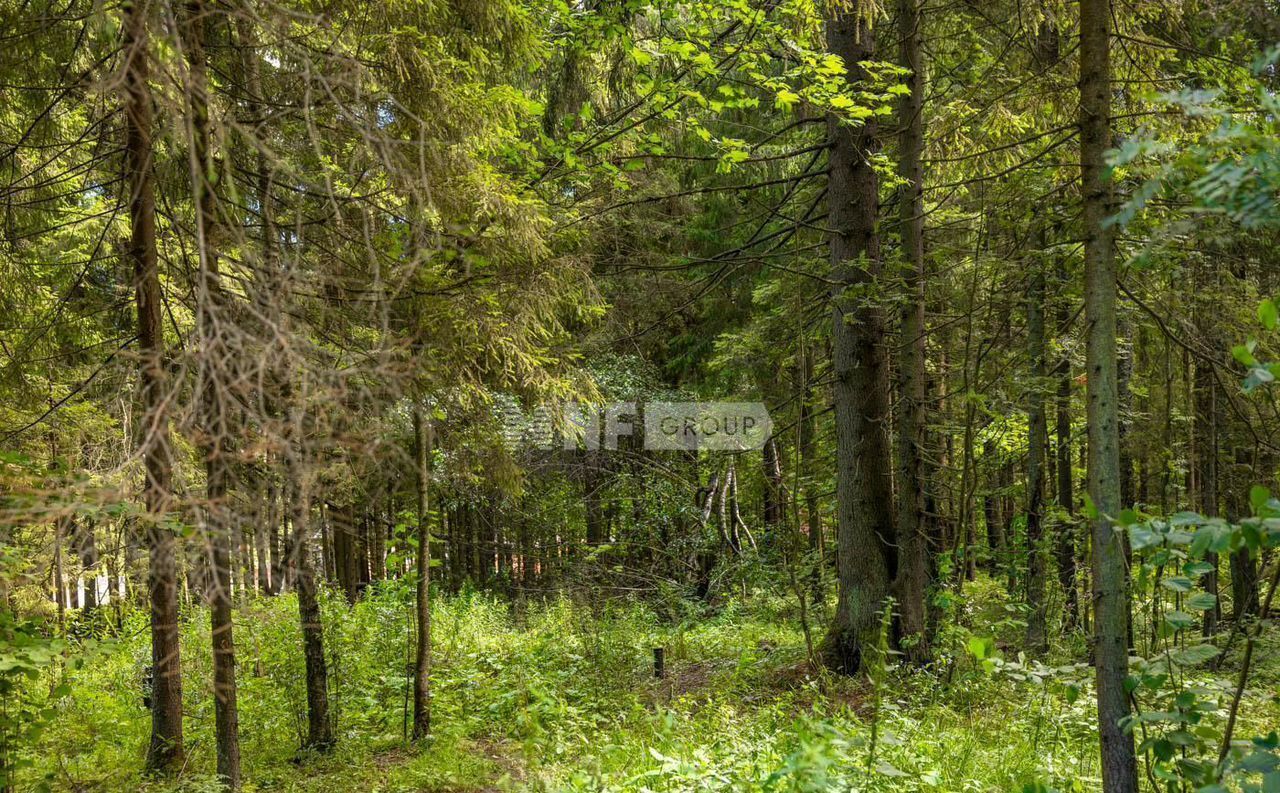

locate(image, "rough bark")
[[822, 0, 897, 675], [1080, 0, 1138, 788], [893, 0, 929, 664], [125, 0, 184, 770]]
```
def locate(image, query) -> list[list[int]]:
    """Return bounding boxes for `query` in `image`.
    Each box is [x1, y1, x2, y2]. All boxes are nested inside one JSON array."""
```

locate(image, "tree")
[[412, 407, 433, 741], [285, 408, 333, 751], [1079, 0, 1138, 788], [893, 0, 929, 664], [123, 0, 183, 771], [1024, 255, 1049, 654], [823, 0, 898, 675], [1054, 261, 1078, 628], [181, 0, 241, 783]]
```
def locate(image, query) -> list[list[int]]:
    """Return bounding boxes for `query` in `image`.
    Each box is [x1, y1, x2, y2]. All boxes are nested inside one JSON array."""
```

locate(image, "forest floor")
[[27, 577, 1280, 792]]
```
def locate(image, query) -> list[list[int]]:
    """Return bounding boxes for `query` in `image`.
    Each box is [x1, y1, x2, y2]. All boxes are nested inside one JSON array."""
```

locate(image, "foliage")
[[24, 585, 1277, 791]]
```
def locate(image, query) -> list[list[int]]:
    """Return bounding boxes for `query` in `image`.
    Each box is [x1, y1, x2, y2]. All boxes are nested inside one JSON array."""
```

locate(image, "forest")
[[1, 0, 1279, 790]]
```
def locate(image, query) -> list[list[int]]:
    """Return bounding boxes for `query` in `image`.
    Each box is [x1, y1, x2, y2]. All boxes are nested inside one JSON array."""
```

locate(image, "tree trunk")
[[982, 441, 1006, 577], [331, 503, 359, 604], [584, 451, 605, 547], [74, 517, 98, 611], [52, 515, 66, 625], [1117, 314, 1134, 510], [762, 437, 785, 541], [1117, 311, 1136, 653], [1080, 0, 1138, 787], [182, 0, 240, 783], [258, 481, 275, 594], [286, 440, 333, 751], [457, 505, 466, 583], [1193, 356, 1222, 635], [822, 0, 897, 675], [1000, 460, 1016, 586], [1230, 547, 1259, 620], [205, 460, 240, 790], [797, 346, 824, 604], [370, 506, 386, 582], [412, 407, 433, 740], [357, 514, 371, 591], [1025, 260, 1049, 654], [320, 507, 336, 586], [470, 504, 483, 583], [125, 0, 184, 770], [1054, 265, 1078, 628], [893, 0, 929, 664], [237, 16, 277, 601]]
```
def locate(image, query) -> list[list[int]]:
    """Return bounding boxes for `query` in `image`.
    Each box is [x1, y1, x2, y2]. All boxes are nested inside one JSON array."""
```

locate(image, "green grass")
[[19, 579, 1280, 792]]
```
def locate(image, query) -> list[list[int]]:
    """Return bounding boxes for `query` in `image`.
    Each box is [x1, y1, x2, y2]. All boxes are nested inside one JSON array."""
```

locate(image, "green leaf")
[[1260, 298, 1279, 331], [1233, 343, 1259, 367], [1252, 485, 1273, 516], [1140, 710, 1188, 723], [774, 89, 800, 111], [1082, 494, 1099, 520], [875, 761, 910, 777], [1191, 527, 1214, 557], [1170, 644, 1220, 666], [1129, 524, 1160, 551], [1166, 729, 1198, 746], [967, 636, 994, 661], [1242, 749, 1280, 773], [1191, 524, 1231, 557], [1184, 561, 1214, 576], [1187, 592, 1218, 611]]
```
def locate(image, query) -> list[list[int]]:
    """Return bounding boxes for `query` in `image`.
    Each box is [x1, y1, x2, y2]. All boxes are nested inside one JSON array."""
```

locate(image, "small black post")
[[653, 646, 665, 679], [141, 664, 154, 709]]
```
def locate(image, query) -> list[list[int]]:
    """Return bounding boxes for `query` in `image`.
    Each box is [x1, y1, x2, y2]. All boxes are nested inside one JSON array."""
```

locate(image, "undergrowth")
[[18, 577, 1279, 792]]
